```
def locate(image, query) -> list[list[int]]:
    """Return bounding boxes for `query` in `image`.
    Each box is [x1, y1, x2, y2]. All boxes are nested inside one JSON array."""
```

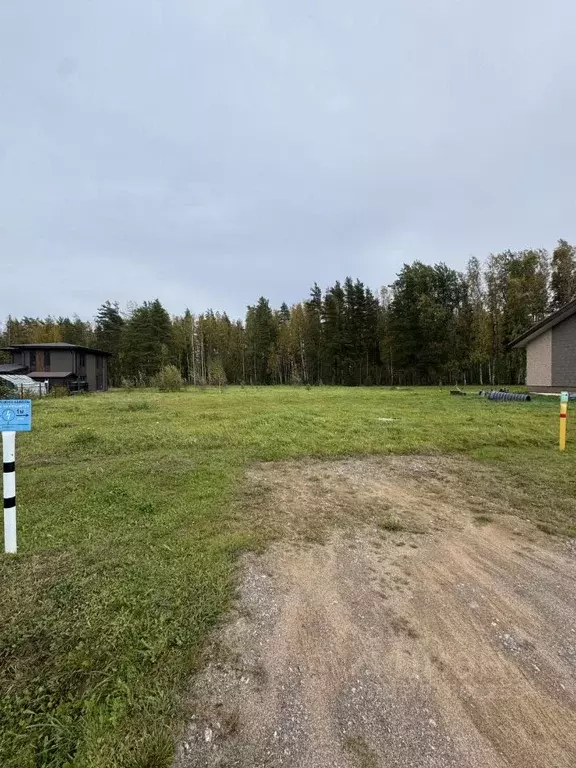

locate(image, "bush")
[[50, 386, 69, 398], [0, 380, 14, 398], [121, 373, 149, 389], [155, 365, 183, 392]]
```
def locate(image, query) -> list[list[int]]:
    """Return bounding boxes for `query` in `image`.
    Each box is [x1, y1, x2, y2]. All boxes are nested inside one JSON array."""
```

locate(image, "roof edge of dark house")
[[510, 298, 576, 349], [28, 371, 76, 379], [0, 363, 28, 374], [1, 343, 112, 356]]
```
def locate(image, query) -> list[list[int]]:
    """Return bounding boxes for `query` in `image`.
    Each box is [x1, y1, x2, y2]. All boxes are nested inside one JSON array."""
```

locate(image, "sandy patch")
[[175, 457, 576, 768]]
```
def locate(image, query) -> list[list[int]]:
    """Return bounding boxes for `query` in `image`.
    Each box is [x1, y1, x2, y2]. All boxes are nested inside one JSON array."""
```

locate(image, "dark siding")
[[49, 350, 75, 372], [85, 354, 97, 390], [551, 313, 576, 387]]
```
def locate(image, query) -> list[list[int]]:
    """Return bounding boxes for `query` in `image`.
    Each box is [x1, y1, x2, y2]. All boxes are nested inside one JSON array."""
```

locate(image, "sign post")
[[1, 400, 32, 554], [559, 391, 568, 452]]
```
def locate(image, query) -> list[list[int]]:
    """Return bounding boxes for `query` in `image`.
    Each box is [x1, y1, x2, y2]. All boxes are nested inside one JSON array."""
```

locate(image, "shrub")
[[121, 373, 151, 389], [208, 361, 227, 390], [0, 380, 14, 398], [50, 386, 69, 398], [155, 365, 183, 392]]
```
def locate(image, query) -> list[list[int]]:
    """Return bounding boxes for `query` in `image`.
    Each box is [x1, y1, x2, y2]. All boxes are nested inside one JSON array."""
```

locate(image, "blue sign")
[[561, 391, 569, 404], [0, 400, 32, 432]]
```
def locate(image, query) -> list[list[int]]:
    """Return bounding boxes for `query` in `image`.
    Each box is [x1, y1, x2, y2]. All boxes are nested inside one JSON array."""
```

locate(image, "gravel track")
[[174, 457, 576, 768]]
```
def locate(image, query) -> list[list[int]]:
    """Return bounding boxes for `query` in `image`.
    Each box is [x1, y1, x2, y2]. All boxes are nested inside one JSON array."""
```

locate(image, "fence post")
[[559, 391, 568, 451]]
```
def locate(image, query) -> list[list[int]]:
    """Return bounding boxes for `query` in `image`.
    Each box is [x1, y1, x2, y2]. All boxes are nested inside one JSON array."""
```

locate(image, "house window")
[[96, 355, 102, 369], [78, 352, 86, 369], [29, 351, 36, 370], [44, 351, 51, 372]]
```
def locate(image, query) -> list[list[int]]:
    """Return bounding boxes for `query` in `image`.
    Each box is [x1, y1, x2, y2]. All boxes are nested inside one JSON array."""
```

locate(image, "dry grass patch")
[[241, 453, 576, 543]]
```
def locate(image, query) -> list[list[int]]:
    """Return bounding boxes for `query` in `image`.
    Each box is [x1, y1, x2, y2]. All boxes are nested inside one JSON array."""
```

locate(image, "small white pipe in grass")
[[3, 431, 17, 554]]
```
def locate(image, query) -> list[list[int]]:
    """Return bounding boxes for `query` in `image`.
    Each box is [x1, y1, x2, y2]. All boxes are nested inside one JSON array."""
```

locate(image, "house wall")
[[22, 350, 38, 368], [19, 349, 75, 371], [552, 313, 576, 388], [49, 350, 76, 372], [526, 330, 552, 388], [88, 354, 109, 390], [86, 354, 97, 390]]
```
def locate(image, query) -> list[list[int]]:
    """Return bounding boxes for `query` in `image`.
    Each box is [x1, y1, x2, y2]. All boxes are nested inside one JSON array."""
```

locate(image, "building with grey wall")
[[512, 299, 576, 392], [1, 343, 111, 392]]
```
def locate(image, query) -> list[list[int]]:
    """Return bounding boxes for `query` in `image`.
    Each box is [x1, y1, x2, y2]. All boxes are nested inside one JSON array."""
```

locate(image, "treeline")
[[2, 241, 575, 387]]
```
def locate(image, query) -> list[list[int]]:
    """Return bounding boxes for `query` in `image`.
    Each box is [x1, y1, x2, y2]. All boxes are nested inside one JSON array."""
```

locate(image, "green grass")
[[1, 386, 575, 767]]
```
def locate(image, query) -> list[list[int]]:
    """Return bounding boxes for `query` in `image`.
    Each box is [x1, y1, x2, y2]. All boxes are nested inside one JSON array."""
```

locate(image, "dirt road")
[[175, 457, 576, 768]]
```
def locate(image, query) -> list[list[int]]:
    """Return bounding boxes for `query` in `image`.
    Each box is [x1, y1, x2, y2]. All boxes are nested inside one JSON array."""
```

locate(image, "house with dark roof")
[[1, 343, 111, 392], [511, 298, 576, 392]]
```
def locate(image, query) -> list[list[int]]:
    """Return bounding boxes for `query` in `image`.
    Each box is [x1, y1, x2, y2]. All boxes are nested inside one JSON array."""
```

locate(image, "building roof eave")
[[510, 298, 576, 348]]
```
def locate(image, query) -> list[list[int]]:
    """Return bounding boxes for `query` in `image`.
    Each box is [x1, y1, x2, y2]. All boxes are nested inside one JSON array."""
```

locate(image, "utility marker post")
[[1, 400, 32, 554], [559, 391, 568, 452], [3, 430, 16, 552]]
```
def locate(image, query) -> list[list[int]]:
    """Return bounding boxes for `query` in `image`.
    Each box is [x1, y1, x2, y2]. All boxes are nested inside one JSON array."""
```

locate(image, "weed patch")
[[380, 517, 404, 532], [536, 522, 556, 535]]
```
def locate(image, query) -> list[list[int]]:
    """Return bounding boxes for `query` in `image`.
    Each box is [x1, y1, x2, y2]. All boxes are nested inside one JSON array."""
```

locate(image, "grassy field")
[[1, 386, 575, 767]]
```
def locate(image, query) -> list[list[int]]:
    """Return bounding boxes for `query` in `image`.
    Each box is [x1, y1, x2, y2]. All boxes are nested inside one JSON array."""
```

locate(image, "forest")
[[1, 241, 575, 387]]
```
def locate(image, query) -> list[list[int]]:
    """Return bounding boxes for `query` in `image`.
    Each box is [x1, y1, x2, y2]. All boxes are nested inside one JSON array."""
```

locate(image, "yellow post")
[[559, 391, 568, 451]]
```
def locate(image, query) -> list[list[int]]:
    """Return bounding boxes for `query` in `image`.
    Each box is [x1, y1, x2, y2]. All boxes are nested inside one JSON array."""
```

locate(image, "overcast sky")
[[2, 1, 576, 321]]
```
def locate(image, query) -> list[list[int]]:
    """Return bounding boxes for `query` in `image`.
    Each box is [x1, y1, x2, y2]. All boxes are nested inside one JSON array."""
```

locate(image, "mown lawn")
[[1, 386, 575, 767]]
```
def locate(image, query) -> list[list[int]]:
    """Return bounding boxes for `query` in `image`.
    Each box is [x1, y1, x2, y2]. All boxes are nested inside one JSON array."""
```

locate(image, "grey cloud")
[[1, 1, 576, 319]]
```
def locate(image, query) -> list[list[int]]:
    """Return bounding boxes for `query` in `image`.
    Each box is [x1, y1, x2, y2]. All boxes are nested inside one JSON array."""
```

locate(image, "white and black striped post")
[[3, 430, 17, 553], [1, 399, 31, 553]]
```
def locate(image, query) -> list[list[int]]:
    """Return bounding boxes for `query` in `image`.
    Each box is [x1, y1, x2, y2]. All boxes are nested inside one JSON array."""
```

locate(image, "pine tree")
[[304, 284, 323, 384], [245, 298, 276, 384], [389, 262, 469, 384], [275, 303, 293, 384], [95, 301, 125, 386], [364, 287, 381, 385], [322, 282, 345, 384], [121, 300, 172, 382]]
